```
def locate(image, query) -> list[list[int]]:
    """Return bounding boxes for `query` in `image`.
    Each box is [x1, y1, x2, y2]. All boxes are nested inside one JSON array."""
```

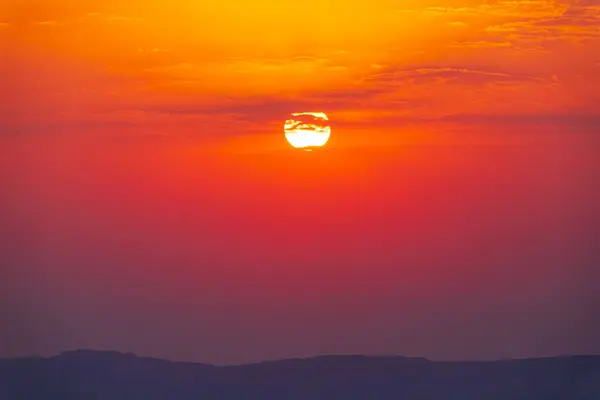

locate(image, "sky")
[[1, 0, 599, 365]]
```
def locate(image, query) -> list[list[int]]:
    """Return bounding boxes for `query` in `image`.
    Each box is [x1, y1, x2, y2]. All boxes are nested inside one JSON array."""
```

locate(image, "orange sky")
[[2, 0, 599, 149], [2, 1, 600, 364]]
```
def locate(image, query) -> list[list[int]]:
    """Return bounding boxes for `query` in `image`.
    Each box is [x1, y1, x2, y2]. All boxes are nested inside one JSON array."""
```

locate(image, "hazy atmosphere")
[[1, 0, 599, 366]]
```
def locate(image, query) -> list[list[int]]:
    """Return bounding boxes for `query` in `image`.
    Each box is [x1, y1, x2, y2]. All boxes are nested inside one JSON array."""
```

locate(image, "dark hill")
[[1, 350, 599, 399]]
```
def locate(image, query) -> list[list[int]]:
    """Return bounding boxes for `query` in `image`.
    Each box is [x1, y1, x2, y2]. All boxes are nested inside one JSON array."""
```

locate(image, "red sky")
[[1, 0, 599, 364]]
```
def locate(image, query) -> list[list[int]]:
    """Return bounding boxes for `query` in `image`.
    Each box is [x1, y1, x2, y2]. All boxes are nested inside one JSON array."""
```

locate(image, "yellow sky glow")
[[1, 0, 598, 146]]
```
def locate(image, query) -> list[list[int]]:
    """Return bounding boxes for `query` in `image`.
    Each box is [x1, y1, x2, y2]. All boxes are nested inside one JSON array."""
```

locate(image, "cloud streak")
[[365, 67, 546, 85], [2, 0, 598, 137]]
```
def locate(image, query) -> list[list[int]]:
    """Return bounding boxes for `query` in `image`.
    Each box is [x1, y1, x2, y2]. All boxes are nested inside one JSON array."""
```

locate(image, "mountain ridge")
[[1, 349, 599, 399], [11, 349, 599, 366]]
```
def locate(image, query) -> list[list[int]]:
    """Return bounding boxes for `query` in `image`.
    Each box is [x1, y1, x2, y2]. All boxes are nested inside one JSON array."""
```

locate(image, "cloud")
[[449, 41, 513, 48], [537, 17, 600, 26], [397, 0, 569, 19], [137, 47, 170, 54], [141, 54, 351, 95], [121, 62, 557, 130], [28, 12, 142, 27], [32, 21, 59, 26], [364, 67, 545, 85], [129, 95, 346, 120], [484, 0, 600, 44], [439, 113, 600, 128], [334, 112, 600, 130], [110, 84, 428, 132], [485, 22, 537, 32], [128, 95, 600, 133], [394, 0, 598, 50], [82, 12, 143, 23], [147, 55, 342, 76]]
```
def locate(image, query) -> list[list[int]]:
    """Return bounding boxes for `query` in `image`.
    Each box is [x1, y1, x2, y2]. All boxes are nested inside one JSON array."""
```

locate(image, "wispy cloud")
[[3, 0, 598, 136], [484, 0, 600, 45], [28, 12, 143, 27], [449, 41, 513, 48], [82, 12, 143, 23], [438, 112, 600, 129], [141, 54, 351, 95], [365, 67, 546, 85], [397, 0, 569, 19], [32, 21, 60, 26]]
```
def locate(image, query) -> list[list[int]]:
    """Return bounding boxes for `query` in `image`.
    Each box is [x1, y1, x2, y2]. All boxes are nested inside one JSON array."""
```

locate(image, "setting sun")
[[284, 112, 331, 150]]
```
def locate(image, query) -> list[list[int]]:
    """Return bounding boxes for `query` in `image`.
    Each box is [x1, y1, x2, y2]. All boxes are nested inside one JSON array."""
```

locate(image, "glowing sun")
[[284, 112, 331, 150]]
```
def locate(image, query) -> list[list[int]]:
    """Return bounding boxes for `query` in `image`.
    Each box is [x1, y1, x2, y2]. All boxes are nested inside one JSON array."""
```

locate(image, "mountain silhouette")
[[1, 350, 599, 399]]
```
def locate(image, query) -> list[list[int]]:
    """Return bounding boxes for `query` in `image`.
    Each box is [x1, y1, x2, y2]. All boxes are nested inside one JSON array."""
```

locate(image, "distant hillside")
[[1, 350, 599, 399]]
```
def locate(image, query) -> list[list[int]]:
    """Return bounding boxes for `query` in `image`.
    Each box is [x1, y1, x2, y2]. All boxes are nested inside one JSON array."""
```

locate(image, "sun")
[[284, 112, 331, 150]]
